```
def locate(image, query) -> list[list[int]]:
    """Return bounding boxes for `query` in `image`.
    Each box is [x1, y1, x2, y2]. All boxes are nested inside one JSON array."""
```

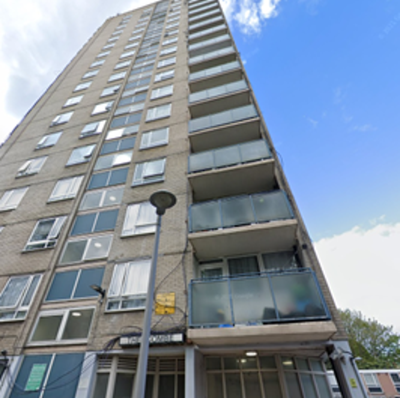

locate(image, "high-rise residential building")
[[0, 1, 365, 398]]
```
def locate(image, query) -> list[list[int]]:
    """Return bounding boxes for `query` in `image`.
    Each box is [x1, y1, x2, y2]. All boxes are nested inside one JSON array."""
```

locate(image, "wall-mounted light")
[[91, 284, 106, 303]]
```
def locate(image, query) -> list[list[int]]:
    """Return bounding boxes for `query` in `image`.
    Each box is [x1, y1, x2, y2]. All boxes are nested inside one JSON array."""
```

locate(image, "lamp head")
[[90, 284, 106, 298], [150, 190, 177, 215]]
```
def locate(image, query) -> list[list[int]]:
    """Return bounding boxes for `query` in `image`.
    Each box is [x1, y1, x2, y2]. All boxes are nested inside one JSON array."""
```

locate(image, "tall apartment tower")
[[0, 1, 365, 398]]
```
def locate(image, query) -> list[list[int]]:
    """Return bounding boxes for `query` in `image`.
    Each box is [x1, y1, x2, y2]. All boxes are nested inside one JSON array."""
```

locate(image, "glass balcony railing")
[[189, 15, 224, 31], [189, 190, 294, 232], [188, 24, 227, 41], [189, 80, 247, 104], [189, 8, 221, 23], [188, 0, 216, 9], [188, 2, 218, 15], [189, 46, 235, 65], [188, 139, 271, 173], [188, 34, 231, 52], [189, 268, 330, 328], [188, 104, 258, 133], [189, 60, 241, 82]]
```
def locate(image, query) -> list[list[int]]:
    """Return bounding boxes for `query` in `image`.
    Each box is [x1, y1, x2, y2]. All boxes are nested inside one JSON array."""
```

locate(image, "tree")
[[339, 309, 400, 369]]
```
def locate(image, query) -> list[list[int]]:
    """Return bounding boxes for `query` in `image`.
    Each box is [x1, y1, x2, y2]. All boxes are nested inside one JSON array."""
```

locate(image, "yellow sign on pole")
[[349, 378, 357, 388], [155, 293, 175, 315]]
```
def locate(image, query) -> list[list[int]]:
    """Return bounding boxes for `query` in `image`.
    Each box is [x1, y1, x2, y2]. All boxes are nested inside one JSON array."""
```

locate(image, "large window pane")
[[284, 373, 302, 398], [85, 235, 112, 260], [31, 316, 63, 341], [158, 375, 175, 398], [262, 372, 282, 398], [94, 209, 119, 232], [113, 373, 134, 398], [225, 373, 242, 398], [45, 271, 78, 301], [74, 268, 105, 298], [60, 240, 86, 264], [207, 374, 223, 398], [71, 213, 97, 235], [62, 309, 93, 339], [93, 374, 109, 398], [243, 372, 262, 398]]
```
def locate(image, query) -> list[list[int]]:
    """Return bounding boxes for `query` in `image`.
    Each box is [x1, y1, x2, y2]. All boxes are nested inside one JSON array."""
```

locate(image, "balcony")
[[189, 15, 224, 33], [188, 191, 297, 259], [188, 140, 274, 201], [188, 104, 260, 152], [189, 0, 218, 11], [189, 80, 250, 118], [189, 46, 236, 72], [188, 269, 336, 345], [188, 24, 228, 44], [189, 60, 242, 92], [188, 8, 221, 24], [188, 34, 232, 58], [188, 2, 219, 16]]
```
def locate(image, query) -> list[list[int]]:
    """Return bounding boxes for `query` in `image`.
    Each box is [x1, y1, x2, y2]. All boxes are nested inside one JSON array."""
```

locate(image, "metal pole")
[[133, 213, 162, 398]]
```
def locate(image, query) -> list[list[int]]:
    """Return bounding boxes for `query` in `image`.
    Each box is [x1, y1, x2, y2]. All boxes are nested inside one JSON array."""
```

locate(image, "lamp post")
[[133, 190, 177, 398]]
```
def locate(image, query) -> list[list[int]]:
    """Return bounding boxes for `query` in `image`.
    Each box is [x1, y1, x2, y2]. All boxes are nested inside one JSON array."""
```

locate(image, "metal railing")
[[189, 80, 248, 103], [189, 190, 294, 232], [188, 104, 258, 133], [189, 268, 330, 327], [188, 139, 271, 173], [189, 60, 241, 82]]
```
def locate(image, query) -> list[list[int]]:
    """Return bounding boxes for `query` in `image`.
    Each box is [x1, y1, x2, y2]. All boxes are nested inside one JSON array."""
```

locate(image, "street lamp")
[[133, 190, 177, 398]]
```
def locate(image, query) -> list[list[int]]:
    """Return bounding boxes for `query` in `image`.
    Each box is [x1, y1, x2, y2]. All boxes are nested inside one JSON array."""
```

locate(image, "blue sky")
[[0, 0, 399, 330]]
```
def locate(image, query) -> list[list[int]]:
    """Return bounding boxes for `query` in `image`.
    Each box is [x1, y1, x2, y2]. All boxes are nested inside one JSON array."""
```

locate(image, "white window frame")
[[36, 131, 62, 149], [122, 202, 157, 236], [114, 60, 131, 70], [108, 36, 119, 43], [146, 104, 172, 122], [166, 22, 179, 30], [132, 158, 166, 186], [66, 144, 96, 166], [74, 81, 92, 92], [102, 43, 115, 50], [106, 125, 139, 141], [101, 85, 121, 97], [90, 59, 105, 68], [0, 274, 42, 322], [80, 120, 107, 138], [124, 43, 138, 50], [140, 127, 169, 149], [79, 187, 124, 211], [162, 37, 178, 46], [59, 235, 113, 265], [50, 111, 73, 126], [17, 156, 47, 177], [114, 103, 145, 116], [82, 70, 99, 79], [120, 50, 135, 59], [106, 260, 151, 311], [157, 56, 176, 69], [63, 95, 83, 107], [108, 72, 126, 83], [48, 176, 84, 202], [92, 101, 114, 115], [97, 51, 110, 58], [29, 307, 95, 344], [24, 216, 67, 251], [0, 187, 29, 211], [150, 84, 173, 100], [129, 35, 142, 42], [154, 69, 175, 83]]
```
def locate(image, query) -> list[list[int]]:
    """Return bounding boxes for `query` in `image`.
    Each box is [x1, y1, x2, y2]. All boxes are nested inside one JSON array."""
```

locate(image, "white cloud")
[[235, 0, 263, 34], [260, 0, 281, 19], [314, 222, 400, 332], [351, 124, 377, 132], [220, 0, 237, 24], [306, 117, 318, 127]]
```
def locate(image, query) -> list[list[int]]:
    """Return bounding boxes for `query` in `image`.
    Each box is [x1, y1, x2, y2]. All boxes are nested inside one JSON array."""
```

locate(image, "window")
[[101, 85, 121, 97], [363, 374, 383, 393], [80, 187, 124, 211], [82, 70, 99, 79], [112, 30, 122, 36], [25, 216, 67, 251], [110, 112, 142, 129], [50, 111, 73, 126], [106, 124, 139, 141], [160, 46, 177, 56], [0, 187, 28, 211], [97, 51, 110, 58], [157, 56, 176, 68], [166, 22, 179, 30], [30, 308, 94, 343], [115, 60, 131, 70], [59, 235, 113, 264], [114, 103, 145, 116], [108, 71, 126, 82], [92, 101, 114, 115], [0, 274, 41, 321], [74, 81, 92, 91], [390, 373, 400, 393], [48, 176, 84, 202], [94, 151, 133, 171], [80, 120, 107, 138], [151, 84, 173, 100], [129, 35, 142, 42], [66, 145, 96, 166], [132, 28, 144, 34], [107, 259, 151, 310], [140, 127, 169, 149], [146, 104, 171, 121], [118, 93, 147, 107], [154, 69, 175, 82], [163, 37, 178, 46], [122, 202, 157, 236], [102, 43, 115, 50], [88, 168, 128, 190], [36, 131, 62, 149], [120, 50, 135, 59], [164, 29, 179, 37], [70, 209, 119, 236], [45, 268, 105, 302], [17, 156, 47, 177], [63, 95, 83, 107], [132, 158, 166, 186], [101, 136, 136, 154], [167, 16, 180, 23], [108, 36, 119, 42], [90, 59, 105, 68], [124, 43, 138, 50]]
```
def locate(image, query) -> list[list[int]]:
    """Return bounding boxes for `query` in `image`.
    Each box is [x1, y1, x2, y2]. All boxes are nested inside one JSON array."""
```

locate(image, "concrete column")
[[75, 352, 98, 398], [329, 341, 369, 398], [0, 356, 21, 398], [185, 346, 205, 398]]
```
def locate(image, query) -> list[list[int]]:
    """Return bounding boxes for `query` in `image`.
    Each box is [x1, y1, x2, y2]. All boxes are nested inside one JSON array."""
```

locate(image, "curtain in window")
[[228, 256, 259, 276]]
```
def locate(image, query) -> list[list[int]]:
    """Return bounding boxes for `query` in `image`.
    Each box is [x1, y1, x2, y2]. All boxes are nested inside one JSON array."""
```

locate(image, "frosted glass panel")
[[221, 196, 254, 227], [214, 145, 240, 168], [191, 201, 220, 231], [240, 140, 270, 162], [252, 191, 292, 222], [189, 151, 214, 172]]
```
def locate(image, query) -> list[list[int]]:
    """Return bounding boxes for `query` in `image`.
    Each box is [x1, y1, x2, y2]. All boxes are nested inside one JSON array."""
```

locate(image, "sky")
[[1, 0, 400, 331]]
